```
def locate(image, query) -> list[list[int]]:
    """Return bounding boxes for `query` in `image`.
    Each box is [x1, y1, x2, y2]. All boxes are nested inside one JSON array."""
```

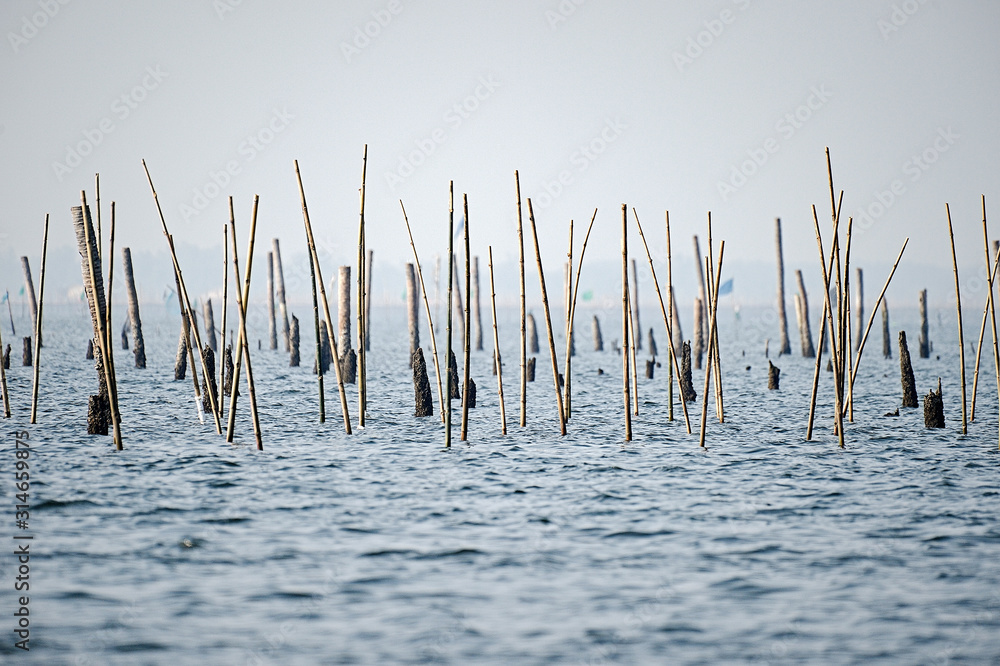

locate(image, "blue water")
[[2, 303, 999, 664]]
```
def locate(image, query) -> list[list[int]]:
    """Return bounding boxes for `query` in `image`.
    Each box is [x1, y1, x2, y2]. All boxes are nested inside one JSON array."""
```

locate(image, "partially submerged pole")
[[29, 214, 49, 424], [121, 248, 146, 368], [693, 297, 704, 369], [406, 263, 420, 366], [472, 256, 483, 352], [795, 270, 815, 357], [882, 299, 891, 358], [516, 171, 527, 428], [20, 256, 38, 345], [621, 204, 632, 442], [460, 193, 472, 441], [527, 313, 539, 354], [0, 315, 8, 418], [693, 235, 709, 354], [918, 289, 930, 358], [412, 347, 433, 417], [488, 246, 506, 434], [699, 245, 725, 448], [899, 331, 918, 408], [527, 198, 567, 436], [631, 258, 641, 350], [593, 316, 603, 351], [854, 268, 864, 352], [357, 145, 368, 428], [203, 298, 218, 354], [290, 315, 300, 367], [446, 182, 454, 448], [774, 218, 791, 355], [267, 251, 277, 350], [946, 203, 967, 434], [924, 379, 944, 428], [309, 249, 325, 423], [338, 266, 356, 383], [273, 238, 290, 352]]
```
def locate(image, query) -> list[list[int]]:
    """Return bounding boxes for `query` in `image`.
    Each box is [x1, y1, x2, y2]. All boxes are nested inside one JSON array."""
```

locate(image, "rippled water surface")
[[2, 303, 999, 664]]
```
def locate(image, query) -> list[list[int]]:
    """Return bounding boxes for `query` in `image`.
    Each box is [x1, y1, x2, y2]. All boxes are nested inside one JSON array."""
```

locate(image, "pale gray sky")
[[2, 0, 998, 307]]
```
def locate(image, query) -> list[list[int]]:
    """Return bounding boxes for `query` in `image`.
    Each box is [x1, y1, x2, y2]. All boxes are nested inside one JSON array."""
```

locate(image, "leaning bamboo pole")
[[945, 204, 967, 434], [564, 219, 574, 420], [104, 203, 119, 426], [621, 204, 632, 442], [805, 299, 830, 442], [142, 161, 222, 433], [527, 199, 567, 436], [516, 171, 527, 428], [460, 193, 472, 441], [705, 214, 724, 422], [357, 144, 368, 428], [981, 195, 1000, 449], [627, 279, 639, 416], [220, 226, 229, 393], [401, 201, 446, 421], [811, 205, 845, 448], [226, 197, 263, 449], [78, 193, 123, 450], [446, 182, 455, 448], [564, 209, 597, 421], [29, 214, 49, 424], [632, 208, 692, 433], [699, 244, 725, 448], [295, 161, 352, 434], [969, 245, 1000, 421], [488, 246, 506, 435]]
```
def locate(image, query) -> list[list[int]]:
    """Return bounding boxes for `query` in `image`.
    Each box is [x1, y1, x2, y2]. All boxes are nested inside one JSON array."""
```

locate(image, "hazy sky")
[[2, 0, 998, 307]]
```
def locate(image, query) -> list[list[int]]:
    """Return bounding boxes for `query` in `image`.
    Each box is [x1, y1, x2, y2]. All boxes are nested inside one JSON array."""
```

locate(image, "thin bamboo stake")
[[633, 208, 692, 433], [295, 162, 352, 434], [621, 204, 632, 442], [221, 225, 229, 397], [80, 193, 123, 450], [565, 209, 597, 421], [488, 246, 506, 435], [309, 248, 325, 423], [564, 219, 573, 420], [627, 282, 639, 415], [970, 245, 1000, 421], [805, 300, 830, 441], [981, 195, 1000, 449], [401, 201, 446, 421], [104, 203, 119, 426], [666, 212, 675, 422], [847, 238, 909, 398], [842, 217, 855, 422], [226, 198, 263, 449], [460, 193, 472, 441], [705, 214, 723, 422], [29, 214, 49, 424], [446, 182, 455, 448], [811, 205, 845, 448], [945, 204, 968, 434], [357, 144, 368, 428], [699, 244, 725, 448], [516, 171, 527, 428], [142, 161, 222, 433], [527, 199, 567, 436], [95, 173, 101, 260]]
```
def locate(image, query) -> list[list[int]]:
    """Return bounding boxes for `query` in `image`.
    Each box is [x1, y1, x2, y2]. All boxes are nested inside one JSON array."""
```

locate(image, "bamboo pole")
[[406, 263, 419, 364], [266, 251, 277, 350], [527, 198, 567, 436], [699, 244, 725, 448], [633, 208, 692, 433], [516, 171, 527, 428], [221, 227, 229, 392], [357, 144, 368, 428], [805, 299, 830, 441], [446, 182, 454, 448], [295, 161, 352, 434], [627, 284, 639, 415], [705, 214, 724, 422], [309, 249, 325, 423], [460, 193, 472, 441], [631, 258, 641, 350], [473, 255, 483, 352], [95, 173, 101, 260], [401, 201, 446, 421], [666, 212, 675, 422], [78, 193, 123, 450], [693, 235, 708, 349], [621, 204, 632, 442], [810, 205, 845, 448], [226, 197, 263, 449], [847, 239, 909, 399], [945, 204, 967, 434], [104, 203, 119, 425], [565, 209, 597, 421], [564, 219, 573, 420], [969, 245, 1000, 421], [981, 196, 1000, 449], [142, 161, 222, 433], [29, 214, 49, 424], [488, 246, 506, 435]]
